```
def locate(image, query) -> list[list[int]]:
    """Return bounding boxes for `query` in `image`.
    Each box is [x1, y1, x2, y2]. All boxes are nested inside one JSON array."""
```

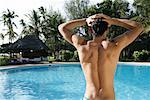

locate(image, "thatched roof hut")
[[1, 35, 49, 58], [10, 35, 49, 51]]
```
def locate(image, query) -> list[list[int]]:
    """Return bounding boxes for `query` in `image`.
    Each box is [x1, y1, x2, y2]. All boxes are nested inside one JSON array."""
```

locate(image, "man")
[[58, 14, 143, 100]]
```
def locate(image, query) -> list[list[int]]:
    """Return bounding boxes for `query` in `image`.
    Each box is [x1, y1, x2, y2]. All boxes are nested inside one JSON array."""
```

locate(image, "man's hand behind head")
[[89, 14, 111, 19], [86, 14, 112, 27]]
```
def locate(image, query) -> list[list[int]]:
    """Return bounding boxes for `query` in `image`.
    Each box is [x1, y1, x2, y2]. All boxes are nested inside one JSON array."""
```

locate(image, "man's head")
[[91, 18, 109, 37]]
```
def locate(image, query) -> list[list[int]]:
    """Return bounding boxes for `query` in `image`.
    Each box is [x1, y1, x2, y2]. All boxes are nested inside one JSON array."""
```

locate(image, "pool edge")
[[0, 62, 150, 70]]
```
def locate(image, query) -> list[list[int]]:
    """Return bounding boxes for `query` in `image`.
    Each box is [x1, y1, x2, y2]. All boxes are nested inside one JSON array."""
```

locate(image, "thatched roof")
[[12, 35, 49, 51], [1, 35, 49, 53], [0, 43, 12, 53]]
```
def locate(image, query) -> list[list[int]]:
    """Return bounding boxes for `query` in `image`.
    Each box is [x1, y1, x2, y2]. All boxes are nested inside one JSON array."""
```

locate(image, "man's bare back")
[[77, 41, 100, 99], [58, 14, 143, 100], [77, 39, 120, 100]]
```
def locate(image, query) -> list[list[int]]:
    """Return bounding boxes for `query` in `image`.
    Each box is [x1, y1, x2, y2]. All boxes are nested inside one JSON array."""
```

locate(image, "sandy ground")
[[0, 62, 150, 70]]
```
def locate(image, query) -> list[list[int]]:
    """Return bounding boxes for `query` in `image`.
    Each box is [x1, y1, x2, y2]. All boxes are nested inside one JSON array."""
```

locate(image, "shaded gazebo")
[[5, 35, 49, 58]]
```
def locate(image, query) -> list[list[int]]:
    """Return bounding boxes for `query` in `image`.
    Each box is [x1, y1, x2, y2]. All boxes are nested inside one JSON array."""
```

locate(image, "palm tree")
[[0, 33, 5, 44], [1, 9, 18, 43], [20, 19, 31, 37], [40, 8, 65, 58], [25, 10, 41, 37]]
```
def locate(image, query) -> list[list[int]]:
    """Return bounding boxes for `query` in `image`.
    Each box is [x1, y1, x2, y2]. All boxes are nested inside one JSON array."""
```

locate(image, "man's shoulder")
[[106, 39, 125, 53]]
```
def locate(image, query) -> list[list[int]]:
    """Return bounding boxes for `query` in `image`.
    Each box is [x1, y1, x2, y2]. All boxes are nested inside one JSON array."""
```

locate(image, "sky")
[[0, 0, 134, 45]]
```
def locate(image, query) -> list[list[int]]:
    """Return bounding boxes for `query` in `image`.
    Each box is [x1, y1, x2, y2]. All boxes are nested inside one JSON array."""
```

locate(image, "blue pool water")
[[0, 63, 150, 100]]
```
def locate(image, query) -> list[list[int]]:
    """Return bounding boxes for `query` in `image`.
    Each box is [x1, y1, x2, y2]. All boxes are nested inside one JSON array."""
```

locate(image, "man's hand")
[[86, 14, 112, 27], [86, 17, 95, 26], [90, 14, 111, 19]]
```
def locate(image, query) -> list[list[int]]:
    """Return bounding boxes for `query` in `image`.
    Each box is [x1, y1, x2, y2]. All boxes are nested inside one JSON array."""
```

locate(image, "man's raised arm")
[[107, 18, 144, 49], [58, 19, 86, 46]]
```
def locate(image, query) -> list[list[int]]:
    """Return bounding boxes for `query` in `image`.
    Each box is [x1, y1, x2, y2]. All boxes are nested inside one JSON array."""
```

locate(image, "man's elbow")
[[140, 25, 144, 32], [136, 23, 144, 32], [58, 24, 64, 32]]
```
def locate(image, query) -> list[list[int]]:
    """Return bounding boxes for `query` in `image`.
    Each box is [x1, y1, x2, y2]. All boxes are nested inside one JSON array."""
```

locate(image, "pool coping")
[[118, 62, 150, 66], [0, 62, 150, 70]]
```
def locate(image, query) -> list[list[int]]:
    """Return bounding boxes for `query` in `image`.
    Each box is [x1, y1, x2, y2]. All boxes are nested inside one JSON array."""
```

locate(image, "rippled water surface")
[[0, 63, 150, 100]]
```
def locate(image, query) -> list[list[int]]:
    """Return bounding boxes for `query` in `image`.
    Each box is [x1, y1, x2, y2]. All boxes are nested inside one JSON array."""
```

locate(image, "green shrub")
[[72, 50, 79, 61], [133, 50, 150, 61], [0, 57, 9, 66], [47, 56, 55, 62], [59, 50, 74, 61]]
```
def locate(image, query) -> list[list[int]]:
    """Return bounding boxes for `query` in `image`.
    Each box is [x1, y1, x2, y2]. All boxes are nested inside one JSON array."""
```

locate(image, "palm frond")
[[0, 33, 5, 40], [12, 22, 17, 28]]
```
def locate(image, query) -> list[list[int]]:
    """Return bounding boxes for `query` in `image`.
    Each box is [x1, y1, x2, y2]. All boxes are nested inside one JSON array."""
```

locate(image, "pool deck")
[[0, 62, 150, 70]]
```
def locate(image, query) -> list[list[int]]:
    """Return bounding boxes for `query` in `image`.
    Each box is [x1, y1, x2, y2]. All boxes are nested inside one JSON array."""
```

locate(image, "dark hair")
[[91, 18, 108, 37]]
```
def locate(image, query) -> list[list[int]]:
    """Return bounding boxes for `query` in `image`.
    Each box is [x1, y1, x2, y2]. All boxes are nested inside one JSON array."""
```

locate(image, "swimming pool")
[[0, 63, 150, 100]]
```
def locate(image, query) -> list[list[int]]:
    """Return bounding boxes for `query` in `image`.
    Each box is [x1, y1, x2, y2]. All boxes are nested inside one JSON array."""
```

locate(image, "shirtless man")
[[58, 14, 143, 100]]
